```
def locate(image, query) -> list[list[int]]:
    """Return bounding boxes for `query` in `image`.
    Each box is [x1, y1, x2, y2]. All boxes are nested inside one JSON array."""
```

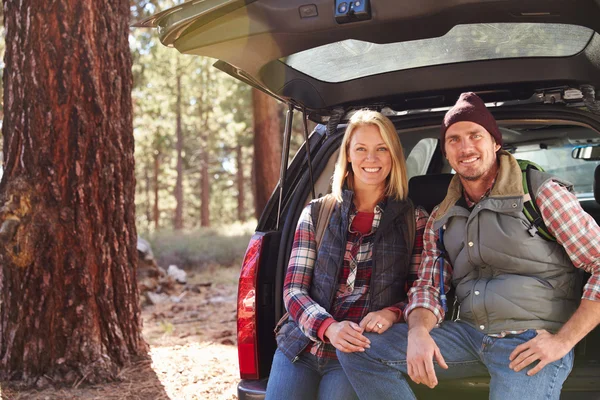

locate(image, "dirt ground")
[[2, 265, 241, 400]]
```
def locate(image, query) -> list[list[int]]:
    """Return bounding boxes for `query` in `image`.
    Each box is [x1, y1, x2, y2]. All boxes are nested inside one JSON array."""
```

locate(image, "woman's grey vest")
[[276, 190, 414, 361], [433, 152, 581, 334]]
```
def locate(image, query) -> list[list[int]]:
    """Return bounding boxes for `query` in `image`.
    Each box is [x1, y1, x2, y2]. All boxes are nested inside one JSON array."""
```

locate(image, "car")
[[136, 1, 600, 398]]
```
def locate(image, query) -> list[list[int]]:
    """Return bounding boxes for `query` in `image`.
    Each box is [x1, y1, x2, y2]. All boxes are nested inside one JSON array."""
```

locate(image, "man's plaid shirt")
[[284, 201, 428, 359], [404, 180, 600, 328]]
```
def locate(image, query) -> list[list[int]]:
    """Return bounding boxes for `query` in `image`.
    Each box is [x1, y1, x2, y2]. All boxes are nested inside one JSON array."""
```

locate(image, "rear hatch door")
[[134, 0, 600, 121]]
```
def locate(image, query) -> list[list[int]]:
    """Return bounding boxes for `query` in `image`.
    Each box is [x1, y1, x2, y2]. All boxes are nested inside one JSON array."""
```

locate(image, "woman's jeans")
[[265, 348, 359, 400], [337, 321, 573, 400]]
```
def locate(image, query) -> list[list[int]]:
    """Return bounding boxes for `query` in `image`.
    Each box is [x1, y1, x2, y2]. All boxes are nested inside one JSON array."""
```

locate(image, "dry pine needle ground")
[[1, 266, 241, 400]]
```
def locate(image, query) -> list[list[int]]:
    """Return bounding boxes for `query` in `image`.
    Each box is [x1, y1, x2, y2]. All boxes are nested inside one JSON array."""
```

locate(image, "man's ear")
[[494, 142, 501, 152]]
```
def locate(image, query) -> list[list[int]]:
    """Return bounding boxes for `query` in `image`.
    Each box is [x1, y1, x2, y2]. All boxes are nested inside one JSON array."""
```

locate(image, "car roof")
[[135, 0, 600, 121]]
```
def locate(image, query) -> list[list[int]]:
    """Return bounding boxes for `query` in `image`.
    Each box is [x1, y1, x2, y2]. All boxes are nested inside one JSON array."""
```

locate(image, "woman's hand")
[[359, 309, 397, 334], [324, 321, 371, 353]]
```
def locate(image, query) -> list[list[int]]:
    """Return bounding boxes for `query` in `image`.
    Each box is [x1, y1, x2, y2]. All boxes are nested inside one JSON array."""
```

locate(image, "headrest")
[[594, 165, 600, 205], [408, 174, 454, 214]]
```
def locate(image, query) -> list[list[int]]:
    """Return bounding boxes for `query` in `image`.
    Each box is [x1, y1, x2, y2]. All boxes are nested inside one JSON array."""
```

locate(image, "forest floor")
[[2, 265, 241, 400]]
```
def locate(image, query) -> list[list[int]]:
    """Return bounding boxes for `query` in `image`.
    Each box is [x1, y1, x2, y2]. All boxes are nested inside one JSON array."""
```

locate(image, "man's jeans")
[[265, 348, 359, 400], [337, 321, 573, 400]]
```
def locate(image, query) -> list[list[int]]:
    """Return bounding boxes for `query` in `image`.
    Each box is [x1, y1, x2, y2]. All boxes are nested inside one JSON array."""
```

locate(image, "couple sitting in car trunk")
[[265, 93, 600, 400]]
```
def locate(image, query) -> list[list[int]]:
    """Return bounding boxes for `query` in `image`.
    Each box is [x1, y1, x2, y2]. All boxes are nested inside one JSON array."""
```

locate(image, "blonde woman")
[[265, 110, 429, 400]]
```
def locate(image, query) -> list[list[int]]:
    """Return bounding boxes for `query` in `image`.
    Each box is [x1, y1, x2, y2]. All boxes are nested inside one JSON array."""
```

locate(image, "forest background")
[[129, 0, 315, 269]]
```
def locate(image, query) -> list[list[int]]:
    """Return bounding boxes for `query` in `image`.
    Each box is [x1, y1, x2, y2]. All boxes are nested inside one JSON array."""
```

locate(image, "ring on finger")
[[376, 322, 383, 329]]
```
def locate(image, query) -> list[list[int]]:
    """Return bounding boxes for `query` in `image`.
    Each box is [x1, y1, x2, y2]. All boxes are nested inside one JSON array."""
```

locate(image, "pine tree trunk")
[[0, 0, 147, 386], [174, 72, 184, 230], [153, 148, 160, 230], [252, 89, 281, 219], [200, 141, 210, 227], [144, 161, 152, 230], [236, 143, 245, 222], [199, 66, 210, 227]]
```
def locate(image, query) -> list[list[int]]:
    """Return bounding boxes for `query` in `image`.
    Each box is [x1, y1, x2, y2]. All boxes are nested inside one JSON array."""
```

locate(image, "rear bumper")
[[237, 366, 600, 400], [238, 379, 268, 400]]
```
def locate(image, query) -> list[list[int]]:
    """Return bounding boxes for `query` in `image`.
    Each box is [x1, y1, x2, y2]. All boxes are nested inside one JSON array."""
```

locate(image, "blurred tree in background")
[[130, 0, 311, 234]]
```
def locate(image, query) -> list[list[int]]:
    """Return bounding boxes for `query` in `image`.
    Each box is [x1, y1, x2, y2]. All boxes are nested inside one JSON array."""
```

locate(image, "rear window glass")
[[513, 146, 600, 197], [282, 23, 594, 83]]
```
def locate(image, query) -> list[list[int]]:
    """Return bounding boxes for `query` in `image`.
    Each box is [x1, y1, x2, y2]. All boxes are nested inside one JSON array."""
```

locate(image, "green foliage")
[[130, 0, 318, 232], [147, 220, 256, 269], [131, 1, 256, 231]]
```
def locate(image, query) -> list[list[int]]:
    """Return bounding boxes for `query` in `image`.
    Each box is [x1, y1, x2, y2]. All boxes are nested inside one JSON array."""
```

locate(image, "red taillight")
[[237, 233, 264, 379]]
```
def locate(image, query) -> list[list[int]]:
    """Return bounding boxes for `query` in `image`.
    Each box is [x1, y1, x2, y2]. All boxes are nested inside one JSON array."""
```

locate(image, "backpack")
[[517, 159, 555, 241]]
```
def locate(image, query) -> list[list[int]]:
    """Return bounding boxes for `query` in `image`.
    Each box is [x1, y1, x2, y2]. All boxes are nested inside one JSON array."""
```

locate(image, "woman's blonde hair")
[[331, 109, 408, 201]]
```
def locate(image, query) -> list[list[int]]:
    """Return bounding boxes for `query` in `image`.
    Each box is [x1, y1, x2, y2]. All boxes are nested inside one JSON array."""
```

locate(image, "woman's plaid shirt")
[[404, 180, 600, 327], [283, 202, 429, 359]]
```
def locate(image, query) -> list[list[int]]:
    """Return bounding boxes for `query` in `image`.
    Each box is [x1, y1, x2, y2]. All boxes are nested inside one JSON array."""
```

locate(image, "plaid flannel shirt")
[[404, 179, 600, 329], [284, 201, 428, 359]]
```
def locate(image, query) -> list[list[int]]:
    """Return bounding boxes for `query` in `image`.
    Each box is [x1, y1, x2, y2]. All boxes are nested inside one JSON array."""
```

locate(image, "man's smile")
[[459, 156, 480, 165]]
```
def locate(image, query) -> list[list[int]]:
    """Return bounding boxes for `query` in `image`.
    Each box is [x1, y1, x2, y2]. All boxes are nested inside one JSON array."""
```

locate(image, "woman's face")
[[347, 124, 392, 193]]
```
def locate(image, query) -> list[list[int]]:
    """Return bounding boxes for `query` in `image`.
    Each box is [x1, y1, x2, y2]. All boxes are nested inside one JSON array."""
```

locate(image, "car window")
[[282, 23, 593, 83], [514, 146, 600, 197], [406, 138, 437, 180]]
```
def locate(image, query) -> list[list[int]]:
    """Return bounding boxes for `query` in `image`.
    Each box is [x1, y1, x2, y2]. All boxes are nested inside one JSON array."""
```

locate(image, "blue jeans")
[[265, 348, 359, 400], [337, 321, 574, 400]]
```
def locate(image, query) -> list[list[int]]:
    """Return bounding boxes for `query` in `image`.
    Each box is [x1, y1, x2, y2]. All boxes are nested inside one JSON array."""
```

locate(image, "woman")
[[265, 110, 428, 400]]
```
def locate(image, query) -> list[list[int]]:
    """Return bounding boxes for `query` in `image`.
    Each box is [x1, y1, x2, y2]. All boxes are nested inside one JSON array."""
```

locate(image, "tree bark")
[[199, 66, 210, 227], [236, 143, 245, 222], [200, 139, 210, 227], [252, 89, 281, 219], [0, 0, 147, 386], [144, 159, 152, 230], [173, 72, 184, 230], [153, 148, 160, 230]]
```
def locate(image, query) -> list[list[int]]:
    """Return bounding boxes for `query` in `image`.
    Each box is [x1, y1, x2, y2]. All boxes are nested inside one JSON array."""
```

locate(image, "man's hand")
[[509, 329, 573, 376], [325, 321, 371, 353], [407, 326, 448, 388], [359, 309, 397, 334]]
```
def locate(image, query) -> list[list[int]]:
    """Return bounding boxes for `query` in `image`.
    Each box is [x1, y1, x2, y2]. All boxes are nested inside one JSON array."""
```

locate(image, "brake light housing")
[[237, 233, 264, 379]]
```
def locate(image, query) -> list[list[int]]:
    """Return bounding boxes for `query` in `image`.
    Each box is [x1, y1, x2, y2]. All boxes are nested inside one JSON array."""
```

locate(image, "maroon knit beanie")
[[440, 92, 502, 155]]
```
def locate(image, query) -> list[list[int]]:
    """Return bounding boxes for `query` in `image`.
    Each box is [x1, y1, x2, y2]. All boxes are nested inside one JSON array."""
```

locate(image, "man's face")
[[444, 121, 501, 181]]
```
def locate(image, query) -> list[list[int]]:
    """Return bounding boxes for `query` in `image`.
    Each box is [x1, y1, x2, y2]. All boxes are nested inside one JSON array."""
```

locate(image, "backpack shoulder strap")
[[517, 159, 555, 241], [312, 194, 337, 251]]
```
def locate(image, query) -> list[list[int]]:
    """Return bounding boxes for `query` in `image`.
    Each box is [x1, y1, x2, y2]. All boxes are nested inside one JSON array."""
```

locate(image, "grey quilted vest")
[[433, 151, 581, 334]]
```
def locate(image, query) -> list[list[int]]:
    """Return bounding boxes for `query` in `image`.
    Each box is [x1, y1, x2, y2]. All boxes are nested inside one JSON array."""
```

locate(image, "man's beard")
[[458, 170, 484, 181]]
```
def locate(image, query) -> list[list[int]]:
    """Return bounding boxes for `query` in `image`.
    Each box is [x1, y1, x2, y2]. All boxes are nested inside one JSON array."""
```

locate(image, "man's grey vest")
[[276, 190, 413, 361], [433, 151, 581, 334]]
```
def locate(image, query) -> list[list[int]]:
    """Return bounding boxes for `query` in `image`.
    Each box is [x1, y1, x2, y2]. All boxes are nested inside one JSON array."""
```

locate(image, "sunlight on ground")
[[150, 342, 238, 400], [0, 266, 241, 400], [144, 270, 240, 399]]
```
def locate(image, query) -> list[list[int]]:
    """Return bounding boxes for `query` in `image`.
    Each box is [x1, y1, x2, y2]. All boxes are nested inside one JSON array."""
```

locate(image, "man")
[[337, 92, 600, 400]]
